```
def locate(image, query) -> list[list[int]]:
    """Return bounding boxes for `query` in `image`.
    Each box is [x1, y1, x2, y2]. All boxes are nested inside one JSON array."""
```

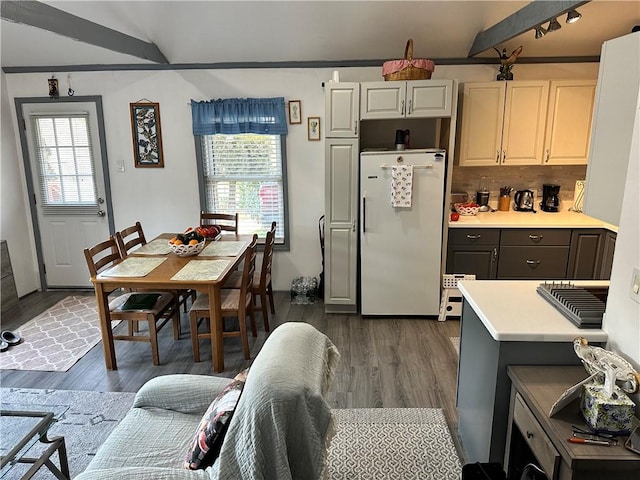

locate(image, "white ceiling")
[[2, 1, 639, 70]]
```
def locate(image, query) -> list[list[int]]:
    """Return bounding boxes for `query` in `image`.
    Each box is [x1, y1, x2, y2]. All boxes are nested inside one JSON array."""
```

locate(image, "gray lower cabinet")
[[447, 227, 615, 281], [1, 240, 19, 313], [497, 229, 571, 279], [446, 229, 499, 279]]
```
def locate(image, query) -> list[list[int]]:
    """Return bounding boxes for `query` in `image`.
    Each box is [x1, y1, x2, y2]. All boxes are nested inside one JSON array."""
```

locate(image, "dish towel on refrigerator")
[[391, 165, 414, 207]]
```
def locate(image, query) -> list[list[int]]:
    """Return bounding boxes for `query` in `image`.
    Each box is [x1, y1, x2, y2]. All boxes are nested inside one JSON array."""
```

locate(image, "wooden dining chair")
[[115, 221, 195, 315], [83, 236, 180, 366], [224, 222, 276, 332], [188, 234, 258, 364], [200, 211, 238, 233]]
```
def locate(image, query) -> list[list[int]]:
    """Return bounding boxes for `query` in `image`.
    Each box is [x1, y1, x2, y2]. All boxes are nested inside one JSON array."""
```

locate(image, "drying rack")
[[438, 274, 475, 322]]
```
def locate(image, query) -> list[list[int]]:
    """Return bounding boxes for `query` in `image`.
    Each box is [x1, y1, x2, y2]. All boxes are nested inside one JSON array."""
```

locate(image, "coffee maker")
[[541, 184, 561, 212]]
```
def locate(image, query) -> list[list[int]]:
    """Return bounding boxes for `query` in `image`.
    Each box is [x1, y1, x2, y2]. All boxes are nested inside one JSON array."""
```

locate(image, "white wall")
[[1, 71, 40, 296], [1, 63, 598, 294]]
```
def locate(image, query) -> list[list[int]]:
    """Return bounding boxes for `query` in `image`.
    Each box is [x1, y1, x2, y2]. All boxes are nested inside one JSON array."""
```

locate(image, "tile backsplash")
[[451, 164, 587, 207]]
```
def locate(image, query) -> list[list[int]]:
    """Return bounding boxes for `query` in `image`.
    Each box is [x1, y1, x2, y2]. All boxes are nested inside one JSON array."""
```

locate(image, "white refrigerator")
[[360, 149, 446, 315]]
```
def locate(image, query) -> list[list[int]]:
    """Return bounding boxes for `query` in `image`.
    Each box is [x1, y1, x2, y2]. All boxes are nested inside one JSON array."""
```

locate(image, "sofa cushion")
[[184, 370, 248, 470]]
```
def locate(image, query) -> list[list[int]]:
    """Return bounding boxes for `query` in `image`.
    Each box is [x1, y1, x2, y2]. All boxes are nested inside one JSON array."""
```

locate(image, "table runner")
[[200, 240, 247, 257], [100, 257, 166, 277], [171, 259, 230, 281]]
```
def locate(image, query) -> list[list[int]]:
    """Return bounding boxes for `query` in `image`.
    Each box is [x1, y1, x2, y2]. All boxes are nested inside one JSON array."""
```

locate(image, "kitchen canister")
[[498, 195, 511, 211]]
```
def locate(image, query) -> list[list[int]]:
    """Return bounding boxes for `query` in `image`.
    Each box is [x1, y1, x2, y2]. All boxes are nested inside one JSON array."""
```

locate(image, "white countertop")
[[448, 210, 618, 231], [457, 280, 609, 343]]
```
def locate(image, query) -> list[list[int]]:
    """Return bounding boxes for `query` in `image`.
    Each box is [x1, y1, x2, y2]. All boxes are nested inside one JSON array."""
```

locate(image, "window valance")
[[191, 97, 288, 135]]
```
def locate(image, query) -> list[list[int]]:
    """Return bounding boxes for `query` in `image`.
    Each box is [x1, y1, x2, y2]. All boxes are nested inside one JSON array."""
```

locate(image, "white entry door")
[[20, 100, 112, 288]]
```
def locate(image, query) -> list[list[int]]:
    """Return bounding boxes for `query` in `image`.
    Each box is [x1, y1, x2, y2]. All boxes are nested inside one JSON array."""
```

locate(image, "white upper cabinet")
[[543, 80, 597, 165], [324, 82, 360, 138], [459, 81, 550, 166], [360, 80, 453, 119]]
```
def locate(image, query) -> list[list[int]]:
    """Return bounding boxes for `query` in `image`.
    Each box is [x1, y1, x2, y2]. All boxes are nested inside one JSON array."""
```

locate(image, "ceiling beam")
[[1, 1, 169, 64], [468, 0, 590, 57]]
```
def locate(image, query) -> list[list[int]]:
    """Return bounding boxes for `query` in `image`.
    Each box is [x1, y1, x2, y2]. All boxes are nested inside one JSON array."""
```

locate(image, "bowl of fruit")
[[195, 225, 222, 240], [168, 228, 206, 256], [454, 202, 480, 216]]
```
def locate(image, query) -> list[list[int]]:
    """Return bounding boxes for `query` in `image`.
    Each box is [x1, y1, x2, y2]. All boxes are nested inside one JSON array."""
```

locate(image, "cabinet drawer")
[[501, 229, 571, 246], [513, 393, 559, 478], [498, 246, 569, 279], [449, 229, 500, 246]]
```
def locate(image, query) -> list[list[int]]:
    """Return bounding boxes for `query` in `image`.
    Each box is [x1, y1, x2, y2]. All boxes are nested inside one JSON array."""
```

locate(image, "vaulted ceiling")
[[2, 1, 639, 72]]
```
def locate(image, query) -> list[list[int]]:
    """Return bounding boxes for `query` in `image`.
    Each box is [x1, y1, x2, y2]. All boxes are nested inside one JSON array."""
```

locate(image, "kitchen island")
[[455, 280, 608, 464]]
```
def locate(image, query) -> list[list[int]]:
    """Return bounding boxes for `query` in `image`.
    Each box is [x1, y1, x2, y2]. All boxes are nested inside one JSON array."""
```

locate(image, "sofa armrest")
[[75, 467, 212, 480], [133, 374, 232, 414]]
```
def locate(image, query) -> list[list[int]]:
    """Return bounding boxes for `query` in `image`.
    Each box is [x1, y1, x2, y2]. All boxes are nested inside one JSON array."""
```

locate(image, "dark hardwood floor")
[[0, 289, 461, 428]]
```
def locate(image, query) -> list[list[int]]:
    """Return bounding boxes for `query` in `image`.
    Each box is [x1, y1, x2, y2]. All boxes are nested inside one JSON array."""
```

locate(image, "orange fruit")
[[174, 239, 183, 245], [169, 237, 177, 244], [189, 239, 199, 245]]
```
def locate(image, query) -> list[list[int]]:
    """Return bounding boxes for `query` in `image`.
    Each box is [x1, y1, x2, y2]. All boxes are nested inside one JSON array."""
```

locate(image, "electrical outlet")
[[630, 267, 640, 304]]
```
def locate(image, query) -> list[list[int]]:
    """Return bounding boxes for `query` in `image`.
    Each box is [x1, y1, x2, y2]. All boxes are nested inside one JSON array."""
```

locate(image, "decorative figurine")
[[48, 76, 59, 98], [494, 46, 523, 81]]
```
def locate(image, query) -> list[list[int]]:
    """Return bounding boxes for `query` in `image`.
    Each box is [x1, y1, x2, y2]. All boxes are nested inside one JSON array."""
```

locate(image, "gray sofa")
[[75, 322, 340, 480]]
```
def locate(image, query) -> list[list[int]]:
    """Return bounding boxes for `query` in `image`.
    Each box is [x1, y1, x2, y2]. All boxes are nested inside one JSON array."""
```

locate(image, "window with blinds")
[[32, 113, 98, 215], [200, 134, 287, 243]]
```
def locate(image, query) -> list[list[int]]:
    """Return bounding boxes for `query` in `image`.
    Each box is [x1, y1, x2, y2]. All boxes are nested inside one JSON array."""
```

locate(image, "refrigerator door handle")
[[362, 196, 366, 233]]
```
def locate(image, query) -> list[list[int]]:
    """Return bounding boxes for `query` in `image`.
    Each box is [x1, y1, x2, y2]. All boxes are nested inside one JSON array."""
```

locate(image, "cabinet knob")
[[466, 234, 481, 240], [496, 150, 500, 163], [492, 247, 497, 262], [408, 100, 413, 114], [354, 121, 358, 135], [526, 430, 534, 439], [401, 100, 405, 115], [528, 234, 543, 242], [526, 260, 541, 268], [546, 149, 550, 163], [502, 150, 507, 162]]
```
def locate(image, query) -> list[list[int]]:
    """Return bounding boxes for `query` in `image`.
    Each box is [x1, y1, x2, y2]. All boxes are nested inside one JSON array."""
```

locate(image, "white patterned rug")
[[0, 387, 135, 479], [0, 296, 107, 372], [328, 408, 462, 479]]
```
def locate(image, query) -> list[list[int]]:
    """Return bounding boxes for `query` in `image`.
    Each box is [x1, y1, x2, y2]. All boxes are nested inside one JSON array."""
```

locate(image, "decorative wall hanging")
[[307, 117, 321, 141], [130, 101, 164, 168], [288, 100, 301, 124], [48, 76, 59, 98]]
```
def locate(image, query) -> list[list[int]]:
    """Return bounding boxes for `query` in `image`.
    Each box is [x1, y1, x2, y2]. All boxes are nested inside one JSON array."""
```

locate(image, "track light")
[[547, 17, 562, 32], [566, 9, 581, 23], [534, 25, 547, 39]]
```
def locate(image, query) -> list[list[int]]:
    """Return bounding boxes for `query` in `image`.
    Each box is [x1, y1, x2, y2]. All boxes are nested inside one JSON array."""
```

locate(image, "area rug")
[[0, 296, 106, 372], [328, 408, 462, 479], [0, 387, 135, 479], [450, 336, 460, 355]]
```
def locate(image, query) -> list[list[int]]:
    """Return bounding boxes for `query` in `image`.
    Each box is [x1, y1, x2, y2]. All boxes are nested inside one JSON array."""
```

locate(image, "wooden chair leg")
[[238, 310, 250, 360], [189, 312, 201, 362], [249, 298, 257, 338], [267, 284, 275, 315], [148, 316, 160, 366], [259, 290, 270, 332], [172, 308, 181, 340]]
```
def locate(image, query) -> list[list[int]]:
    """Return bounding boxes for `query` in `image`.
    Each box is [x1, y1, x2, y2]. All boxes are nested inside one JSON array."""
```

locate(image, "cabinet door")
[[360, 81, 405, 119], [501, 81, 549, 166], [567, 229, 604, 279], [325, 82, 360, 137], [446, 245, 498, 279], [544, 80, 596, 165], [406, 80, 453, 117], [599, 231, 616, 280], [458, 82, 505, 166], [324, 139, 358, 309]]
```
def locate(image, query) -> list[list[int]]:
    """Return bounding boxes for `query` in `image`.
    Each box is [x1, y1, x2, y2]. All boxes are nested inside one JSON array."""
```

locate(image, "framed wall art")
[[130, 101, 164, 168], [288, 100, 301, 124], [307, 116, 321, 141]]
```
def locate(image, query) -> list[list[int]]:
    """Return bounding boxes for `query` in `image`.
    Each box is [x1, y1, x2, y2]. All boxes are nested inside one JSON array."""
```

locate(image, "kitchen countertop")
[[448, 209, 618, 231], [457, 280, 609, 343]]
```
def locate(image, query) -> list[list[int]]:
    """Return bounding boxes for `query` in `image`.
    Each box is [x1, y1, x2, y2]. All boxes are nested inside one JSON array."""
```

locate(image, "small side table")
[[0, 407, 70, 480], [505, 366, 640, 480]]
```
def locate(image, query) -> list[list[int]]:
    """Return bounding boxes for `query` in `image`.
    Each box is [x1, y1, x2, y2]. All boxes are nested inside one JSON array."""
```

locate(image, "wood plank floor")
[[0, 289, 462, 434]]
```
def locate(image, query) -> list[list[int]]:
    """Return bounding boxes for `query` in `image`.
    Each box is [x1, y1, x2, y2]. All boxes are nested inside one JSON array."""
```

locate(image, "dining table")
[[89, 233, 252, 373]]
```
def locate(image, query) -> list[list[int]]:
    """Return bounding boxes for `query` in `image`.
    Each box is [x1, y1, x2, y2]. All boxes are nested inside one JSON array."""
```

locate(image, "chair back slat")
[[200, 211, 238, 233], [260, 222, 276, 288], [241, 234, 258, 306], [116, 221, 146, 257], [84, 236, 121, 277]]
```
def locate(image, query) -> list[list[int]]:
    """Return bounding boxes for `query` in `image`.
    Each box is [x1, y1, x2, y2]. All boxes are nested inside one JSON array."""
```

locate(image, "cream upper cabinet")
[[325, 82, 360, 138], [360, 80, 453, 119], [543, 80, 596, 165], [459, 81, 549, 166]]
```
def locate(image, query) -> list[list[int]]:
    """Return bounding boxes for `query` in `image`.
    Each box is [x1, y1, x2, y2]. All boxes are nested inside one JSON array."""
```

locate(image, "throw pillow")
[[184, 369, 249, 470]]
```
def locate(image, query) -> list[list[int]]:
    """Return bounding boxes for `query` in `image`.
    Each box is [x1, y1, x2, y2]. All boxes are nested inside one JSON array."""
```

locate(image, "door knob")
[[97, 210, 106, 217]]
